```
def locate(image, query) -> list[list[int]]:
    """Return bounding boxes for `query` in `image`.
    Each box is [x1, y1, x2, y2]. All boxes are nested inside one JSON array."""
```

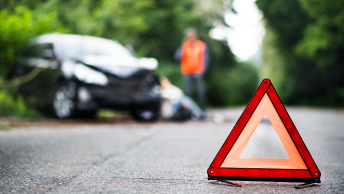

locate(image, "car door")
[[29, 43, 62, 106], [17, 43, 61, 106], [15, 44, 40, 96]]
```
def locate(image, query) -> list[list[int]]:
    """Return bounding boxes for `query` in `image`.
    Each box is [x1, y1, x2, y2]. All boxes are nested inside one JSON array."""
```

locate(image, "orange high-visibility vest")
[[180, 40, 206, 75]]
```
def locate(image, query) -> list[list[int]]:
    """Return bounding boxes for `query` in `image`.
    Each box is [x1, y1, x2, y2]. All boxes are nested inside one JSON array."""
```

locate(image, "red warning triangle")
[[208, 79, 321, 183]]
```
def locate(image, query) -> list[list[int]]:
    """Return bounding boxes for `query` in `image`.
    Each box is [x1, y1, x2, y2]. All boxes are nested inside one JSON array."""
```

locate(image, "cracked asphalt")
[[0, 107, 343, 193]]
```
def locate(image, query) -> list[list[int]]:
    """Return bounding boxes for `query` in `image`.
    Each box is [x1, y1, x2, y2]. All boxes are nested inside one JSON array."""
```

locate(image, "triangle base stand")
[[210, 176, 320, 189], [209, 177, 244, 188], [295, 182, 320, 189]]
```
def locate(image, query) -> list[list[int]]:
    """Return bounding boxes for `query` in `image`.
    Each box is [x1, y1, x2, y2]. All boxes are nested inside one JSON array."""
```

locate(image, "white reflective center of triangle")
[[240, 115, 289, 159]]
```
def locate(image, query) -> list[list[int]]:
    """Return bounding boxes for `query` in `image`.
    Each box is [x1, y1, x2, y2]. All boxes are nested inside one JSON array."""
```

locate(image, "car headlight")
[[74, 64, 108, 86], [78, 86, 92, 102], [138, 58, 158, 70]]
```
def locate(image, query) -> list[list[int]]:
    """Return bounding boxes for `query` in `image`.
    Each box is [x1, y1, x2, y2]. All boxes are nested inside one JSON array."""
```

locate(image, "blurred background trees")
[[257, 0, 344, 106], [0, 5, 64, 75], [0, 0, 343, 117]]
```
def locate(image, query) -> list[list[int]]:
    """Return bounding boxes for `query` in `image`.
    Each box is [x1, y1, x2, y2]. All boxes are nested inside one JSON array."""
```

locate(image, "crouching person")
[[160, 78, 204, 121]]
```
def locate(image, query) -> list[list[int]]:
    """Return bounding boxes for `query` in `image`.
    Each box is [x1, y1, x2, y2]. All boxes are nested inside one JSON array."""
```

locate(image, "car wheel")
[[52, 82, 76, 118]]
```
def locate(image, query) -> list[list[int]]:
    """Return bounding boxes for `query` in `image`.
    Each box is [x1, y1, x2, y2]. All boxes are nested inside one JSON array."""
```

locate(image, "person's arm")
[[174, 47, 182, 61], [203, 45, 210, 73]]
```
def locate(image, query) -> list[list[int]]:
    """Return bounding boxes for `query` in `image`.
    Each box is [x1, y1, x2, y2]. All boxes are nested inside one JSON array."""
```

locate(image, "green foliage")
[[6, 0, 227, 60], [296, 0, 344, 68], [156, 60, 184, 90], [257, 0, 344, 106], [0, 90, 42, 117], [206, 62, 259, 107], [0, 6, 65, 75]]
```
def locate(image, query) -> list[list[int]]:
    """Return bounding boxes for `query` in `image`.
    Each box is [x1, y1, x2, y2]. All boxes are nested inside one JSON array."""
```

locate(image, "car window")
[[40, 43, 55, 59], [21, 44, 40, 58], [22, 43, 55, 58], [60, 41, 133, 60], [41, 43, 54, 51]]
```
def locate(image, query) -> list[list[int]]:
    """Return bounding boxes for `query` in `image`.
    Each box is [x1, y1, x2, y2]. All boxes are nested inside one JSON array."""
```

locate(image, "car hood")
[[79, 56, 158, 78]]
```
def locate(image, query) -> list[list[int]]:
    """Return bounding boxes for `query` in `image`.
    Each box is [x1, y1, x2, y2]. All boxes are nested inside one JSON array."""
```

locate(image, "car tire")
[[52, 81, 77, 119]]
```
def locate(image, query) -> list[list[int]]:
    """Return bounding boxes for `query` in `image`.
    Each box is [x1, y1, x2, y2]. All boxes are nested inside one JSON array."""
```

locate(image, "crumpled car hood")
[[79, 56, 157, 78]]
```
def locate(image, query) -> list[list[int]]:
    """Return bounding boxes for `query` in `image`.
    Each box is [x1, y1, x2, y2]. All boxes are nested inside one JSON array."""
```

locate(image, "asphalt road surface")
[[0, 108, 343, 193]]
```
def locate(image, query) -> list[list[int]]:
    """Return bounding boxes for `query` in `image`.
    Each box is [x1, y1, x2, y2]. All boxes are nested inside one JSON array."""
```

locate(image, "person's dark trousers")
[[184, 73, 206, 110]]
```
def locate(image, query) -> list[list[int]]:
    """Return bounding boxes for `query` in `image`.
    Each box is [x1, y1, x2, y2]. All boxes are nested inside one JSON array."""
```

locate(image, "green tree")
[[257, 0, 344, 106], [0, 6, 65, 75], [3, 0, 229, 60]]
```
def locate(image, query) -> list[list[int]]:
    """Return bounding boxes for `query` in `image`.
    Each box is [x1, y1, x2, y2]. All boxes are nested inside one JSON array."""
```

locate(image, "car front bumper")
[[76, 85, 161, 110]]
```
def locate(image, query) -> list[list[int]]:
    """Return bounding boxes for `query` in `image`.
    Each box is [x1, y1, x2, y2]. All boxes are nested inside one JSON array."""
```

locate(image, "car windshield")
[[60, 41, 133, 59]]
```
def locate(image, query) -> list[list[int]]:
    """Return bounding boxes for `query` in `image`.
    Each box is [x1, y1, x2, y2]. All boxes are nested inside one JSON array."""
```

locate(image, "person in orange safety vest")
[[174, 28, 209, 111]]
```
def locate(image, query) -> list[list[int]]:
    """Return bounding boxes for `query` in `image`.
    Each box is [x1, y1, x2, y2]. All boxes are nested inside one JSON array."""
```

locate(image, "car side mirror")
[[42, 49, 55, 59]]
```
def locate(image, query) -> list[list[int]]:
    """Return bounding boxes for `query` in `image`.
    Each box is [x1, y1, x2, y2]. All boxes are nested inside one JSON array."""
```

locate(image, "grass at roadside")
[[0, 90, 43, 118], [97, 109, 132, 119]]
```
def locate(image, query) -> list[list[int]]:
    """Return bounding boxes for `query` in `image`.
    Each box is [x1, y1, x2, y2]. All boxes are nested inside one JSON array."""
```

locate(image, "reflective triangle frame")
[[208, 79, 321, 183]]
